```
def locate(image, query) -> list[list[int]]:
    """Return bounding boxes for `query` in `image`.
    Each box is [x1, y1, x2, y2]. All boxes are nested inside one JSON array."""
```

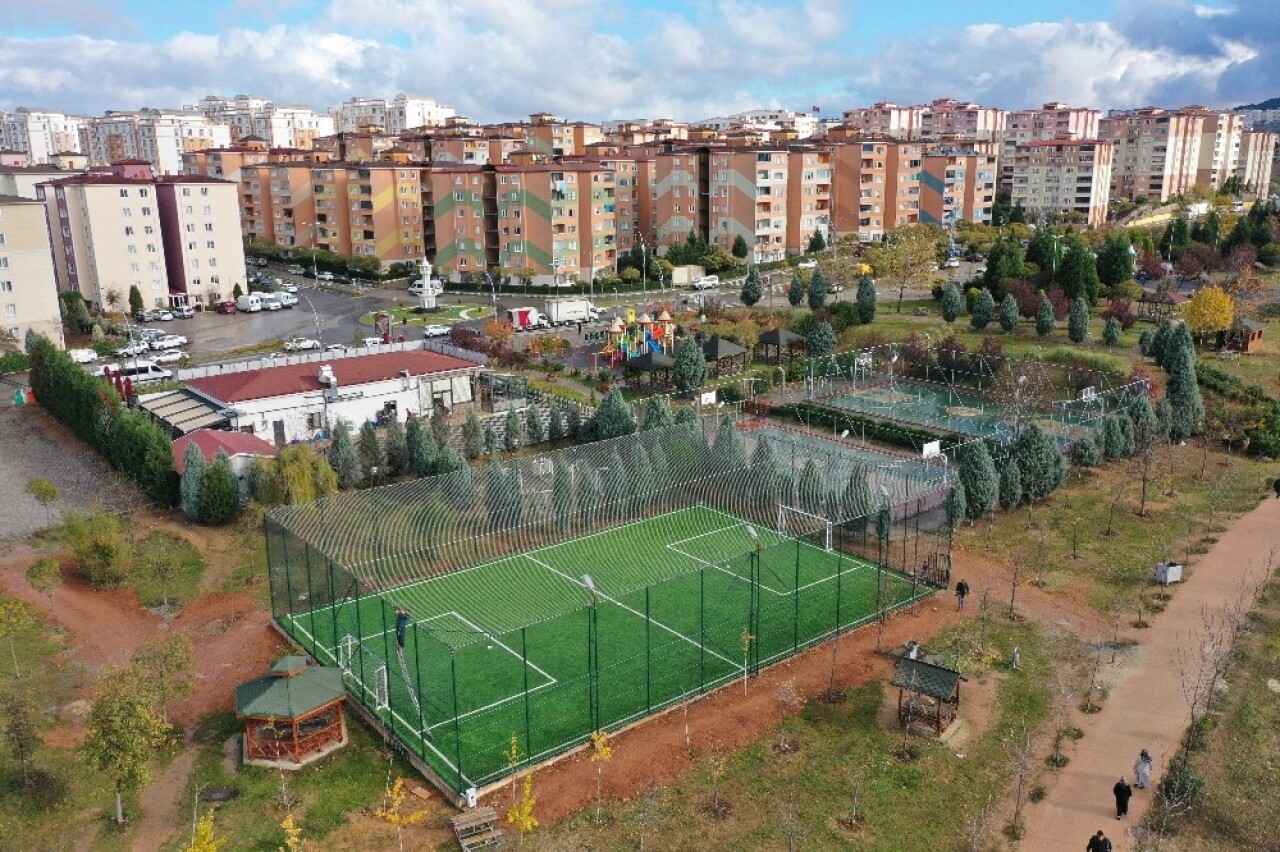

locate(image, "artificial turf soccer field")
[[278, 505, 927, 791]]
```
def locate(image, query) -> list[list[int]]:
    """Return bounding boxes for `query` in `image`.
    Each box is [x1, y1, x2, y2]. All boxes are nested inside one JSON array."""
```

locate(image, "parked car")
[[691, 275, 719, 290], [67, 348, 98, 364], [974, 266, 987, 276], [214, 301, 238, 314], [155, 310, 175, 321], [151, 349, 184, 364], [278, 280, 298, 293], [276, 292, 298, 308], [116, 341, 151, 357], [422, 324, 451, 338], [797, 259, 818, 270], [134, 309, 159, 322], [286, 265, 306, 276], [259, 293, 284, 311], [174, 305, 195, 318], [283, 337, 321, 352], [150, 335, 186, 350], [826, 283, 844, 294], [316, 271, 336, 282], [944, 257, 960, 269], [253, 257, 269, 267]]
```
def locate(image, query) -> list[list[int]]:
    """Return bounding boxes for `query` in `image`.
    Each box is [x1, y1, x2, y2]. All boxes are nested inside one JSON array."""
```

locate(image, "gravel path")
[[0, 394, 142, 542]]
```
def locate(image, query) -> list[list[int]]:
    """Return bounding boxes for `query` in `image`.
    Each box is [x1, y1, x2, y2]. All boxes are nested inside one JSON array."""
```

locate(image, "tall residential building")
[[1236, 129, 1278, 197], [341, 160, 426, 265], [311, 164, 352, 256], [1001, 103, 1100, 189], [840, 102, 920, 139], [920, 150, 997, 227], [653, 147, 708, 251], [1009, 139, 1114, 228], [1188, 108, 1245, 191], [1099, 108, 1204, 202], [0, 194, 63, 347], [182, 143, 273, 186], [695, 109, 820, 139], [786, 148, 833, 253], [700, 148, 791, 263], [239, 161, 318, 248], [0, 164, 73, 200], [422, 166, 490, 277], [154, 175, 246, 307], [192, 95, 334, 148], [424, 134, 525, 166], [494, 162, 616, 283], [84, 110, 232, 174], [332, 95, 456, 134], [918, 98, 1007, 142], [527, 113, 603, 157], [1, 108, 86, 163], [829, 137, 924, 240]]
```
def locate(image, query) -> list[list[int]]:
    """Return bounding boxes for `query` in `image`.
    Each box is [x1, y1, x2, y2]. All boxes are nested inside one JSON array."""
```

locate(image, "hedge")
[[1195, 361, 1280, 457], [26, 334, 176, 505], [0, 351, 29, 375]]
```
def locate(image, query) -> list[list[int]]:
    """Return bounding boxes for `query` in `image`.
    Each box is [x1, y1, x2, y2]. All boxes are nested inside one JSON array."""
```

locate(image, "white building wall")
[[0, 199, 63, 347]]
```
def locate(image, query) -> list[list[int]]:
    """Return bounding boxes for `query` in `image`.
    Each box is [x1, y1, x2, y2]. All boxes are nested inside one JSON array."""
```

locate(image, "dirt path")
[[132, 744, 200, 852], [1018, 497, 1280, 851]]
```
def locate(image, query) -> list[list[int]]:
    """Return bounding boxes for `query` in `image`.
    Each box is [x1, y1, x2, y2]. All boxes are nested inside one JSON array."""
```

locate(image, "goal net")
[[776, 504, 832, 551]]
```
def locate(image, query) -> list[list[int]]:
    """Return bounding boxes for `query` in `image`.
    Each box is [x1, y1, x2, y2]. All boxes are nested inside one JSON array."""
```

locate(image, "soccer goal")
[[776, 504, 832, 551]]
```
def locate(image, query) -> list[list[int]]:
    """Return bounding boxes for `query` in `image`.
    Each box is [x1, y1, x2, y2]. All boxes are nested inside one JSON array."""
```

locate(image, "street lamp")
[[484, 272, 497, 309], [744, 526, 761, 676]]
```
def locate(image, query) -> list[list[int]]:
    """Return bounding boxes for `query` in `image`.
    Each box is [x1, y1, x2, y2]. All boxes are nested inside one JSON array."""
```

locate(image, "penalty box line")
[[522, 553, 744, 673]]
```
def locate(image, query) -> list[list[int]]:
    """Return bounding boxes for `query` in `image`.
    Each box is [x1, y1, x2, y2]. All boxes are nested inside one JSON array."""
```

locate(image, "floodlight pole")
[[583, 574, 600, 731], [746, 527, 762, 676]]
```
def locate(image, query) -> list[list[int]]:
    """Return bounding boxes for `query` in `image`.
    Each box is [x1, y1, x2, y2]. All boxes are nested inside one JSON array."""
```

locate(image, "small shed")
[[701, 335, 749, 379], [754, 327, 806, 364], [235, 657, 347, 769], [891, 656, 963, 737], [1222, 318, 1265, 353]]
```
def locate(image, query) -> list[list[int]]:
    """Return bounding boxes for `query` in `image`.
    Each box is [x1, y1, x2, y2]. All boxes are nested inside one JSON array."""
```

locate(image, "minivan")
[[691, 275, 719, 290], [236, 294, 263, 313], [259, 293, 284, 311], [92, 360, 174, 384], [276, 291, 298, 308]]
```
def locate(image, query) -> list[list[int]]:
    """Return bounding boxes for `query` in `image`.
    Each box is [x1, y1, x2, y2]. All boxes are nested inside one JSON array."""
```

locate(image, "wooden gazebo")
[[702, 335, 748, 379], [891, 656, 964, 737], [754, 327, 806, 364], [235, 657, 348, 769], [1136, 289, 1187, 321], [623, 350, 676, 390]]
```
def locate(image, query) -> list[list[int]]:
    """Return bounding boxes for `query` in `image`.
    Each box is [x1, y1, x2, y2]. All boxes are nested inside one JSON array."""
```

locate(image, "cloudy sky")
[[0, 0, 1275, 121]]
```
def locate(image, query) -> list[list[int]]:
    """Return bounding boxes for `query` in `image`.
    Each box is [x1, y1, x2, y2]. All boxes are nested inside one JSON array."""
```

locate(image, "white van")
[[236, 294, 263, 313], [691, 275, 719, 290], [92, 360, 174, 384], [259, 293, 284, 311], [276, 291, 298, 308]]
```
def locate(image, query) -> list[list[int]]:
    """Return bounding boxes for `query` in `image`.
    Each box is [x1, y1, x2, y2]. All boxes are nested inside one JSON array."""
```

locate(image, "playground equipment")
[[600, 309, 675, 365]]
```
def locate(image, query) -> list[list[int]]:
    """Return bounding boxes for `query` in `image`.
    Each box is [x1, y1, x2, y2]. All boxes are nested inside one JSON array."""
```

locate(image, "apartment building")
[[829, 137, 924, 240], [332, 95, 456, 134], [84, 109, 232, 174], [918, 99, 1007, 142], [337, 160, 426, 266], [587, 150, 654, 258], [311, 164, 352, 256], [840, 102, 920, 139], [0, 164, 73, 200], [422, 165, 490, 277], [1009, 139, 1114, 228], [240, 161, 318, 248], [498, 163, 617, 284], [1100, 108, 1204, 202], [424, 135, 525, 166], [193, 95, 334, 148], [920, 150, 997, 227], [154, 175, 246, 306], [1187, 108, 1245, 191], [527, 113, 603, 157], [0, 109, 86, 163], [653, 147, 709, 251], [0, 194, 63, 347], [1001, 103, 1100, 189], [695, 109, 820, 139], [1236, 129, 1277, 197], [786, 148, 833, 254], [182, 143, 273, 186]]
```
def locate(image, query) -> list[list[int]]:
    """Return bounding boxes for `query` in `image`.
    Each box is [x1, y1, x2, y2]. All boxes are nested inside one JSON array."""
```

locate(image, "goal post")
[[776, 504, 832, 551]]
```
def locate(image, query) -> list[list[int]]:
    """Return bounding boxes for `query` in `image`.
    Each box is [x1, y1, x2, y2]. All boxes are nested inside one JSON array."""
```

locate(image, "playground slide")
[[647, 337, 661, 353]]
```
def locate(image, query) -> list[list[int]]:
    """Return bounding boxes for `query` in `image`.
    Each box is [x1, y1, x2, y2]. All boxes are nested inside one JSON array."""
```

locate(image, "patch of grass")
[[128, 529, 207, 609], [357, 304, 494, 326]]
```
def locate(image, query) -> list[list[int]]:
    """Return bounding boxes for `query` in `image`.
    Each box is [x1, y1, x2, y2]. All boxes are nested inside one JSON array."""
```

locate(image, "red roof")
[[173, 429, 278, 473], [186, 349, 477, 405]]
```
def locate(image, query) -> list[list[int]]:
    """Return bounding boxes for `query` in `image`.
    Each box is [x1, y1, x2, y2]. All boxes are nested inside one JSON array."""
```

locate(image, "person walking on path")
[[1086, 829, 1113, 852], [1273, 477, 1280, 499], [955, 579, 970, 610], [1133, 749, 1153, 789], [1113, 776, 1132, 819], [394, 606, 411, 651]]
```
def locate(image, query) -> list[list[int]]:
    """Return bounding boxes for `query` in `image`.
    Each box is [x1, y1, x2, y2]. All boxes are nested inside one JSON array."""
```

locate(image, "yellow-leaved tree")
[[183, 809, 226, 852], [507, 772, 538, 846], [1183, 284, 1234, 338], [590, 729, 614, 822], [374, 777, 428, 852]]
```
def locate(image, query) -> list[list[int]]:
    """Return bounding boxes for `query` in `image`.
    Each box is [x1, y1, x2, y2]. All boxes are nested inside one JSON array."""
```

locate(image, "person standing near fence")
[[395, 607, 411, 650], [955, 579, 969, 610]]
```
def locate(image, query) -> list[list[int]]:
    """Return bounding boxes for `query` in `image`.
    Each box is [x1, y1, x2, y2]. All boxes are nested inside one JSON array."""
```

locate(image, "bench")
[[450, 806, 503, 851]]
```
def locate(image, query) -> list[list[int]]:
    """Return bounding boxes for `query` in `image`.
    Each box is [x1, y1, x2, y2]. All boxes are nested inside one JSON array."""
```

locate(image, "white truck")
[[543, 297, 600, 326], [507, 306, 549, 331]]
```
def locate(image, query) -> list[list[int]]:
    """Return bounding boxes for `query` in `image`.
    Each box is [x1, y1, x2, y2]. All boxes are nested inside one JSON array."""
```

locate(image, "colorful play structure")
[[601, 309, 676, 365]]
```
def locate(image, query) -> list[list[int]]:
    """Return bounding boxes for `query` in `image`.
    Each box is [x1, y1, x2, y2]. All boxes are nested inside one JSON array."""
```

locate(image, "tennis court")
[[276, 503, 927, 795]]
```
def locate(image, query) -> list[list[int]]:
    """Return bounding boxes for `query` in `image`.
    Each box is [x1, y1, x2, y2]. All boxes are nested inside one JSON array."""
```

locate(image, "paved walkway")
[[1019, 497, 1280, 851]]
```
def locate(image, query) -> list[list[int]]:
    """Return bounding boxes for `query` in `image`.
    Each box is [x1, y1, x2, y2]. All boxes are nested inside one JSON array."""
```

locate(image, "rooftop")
[[235, 661, 344, 719], [172, 428, 279, 473]]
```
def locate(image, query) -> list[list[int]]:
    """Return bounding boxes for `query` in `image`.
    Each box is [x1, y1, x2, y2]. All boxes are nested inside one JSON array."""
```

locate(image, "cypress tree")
[[641, 396, 674, 431], [999, 293, 1019, 333], [998, 456, 1022, 509], [198, 451, 240, 525], [797, 458, 825, 516], [552, 455, 573, 531], [1071, 436, 1101, 466], [1103, 316, 1121, 347], [1149, 319, 1173, 367], [504, 407, 523, 451], [462, 411, 484, 460], [566, 404, 582, 439], [970, 288, 995, 330], [429, 403, 451, 451], [840, 463, 874, 530], [602, 449, 629, 517], [1012, 422, 1066, 503], [741, 266, 763, 307], [406, 417, 439, 477], [525, 406, 544, 445], [1068, 297, 1090, 343], [1164, 344, 1203, 442], [357, 421, 384, 480], [674, 406, 698, 426], [787, 273, 804, 307], [592, 388, 637, 440], [483, 425, 497, 456], [483, 461, 508, 528], [1035, 297, 1055, 337], [1101, 416, 1127, 461], [1153, 398, 1173, 445], [443, 452, 475, 509], [672, 338, 708, 396], [711, 415, 747, 470], [957, 440, 998, 519], [807, 321, 836, 358], [855, 274, 877, 324], [549, 403, 565, 441], [941, 284, 963, 323], [750, 437, 785, 514], [384, 416, 409, 476], [808, 268, 828, 311], [945, 482, 967, 529], [328, 418, 362, 488], [1138, 327, 1154, 356], [179, 441, 205, 519], [1127, 393, 1158, 454]]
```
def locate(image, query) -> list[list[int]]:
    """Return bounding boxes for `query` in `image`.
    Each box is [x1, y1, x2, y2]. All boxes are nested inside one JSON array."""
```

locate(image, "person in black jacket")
[[1086, 829, 1113, 852], [1113, 776, 1132, 819], [394, 607, 411, 650], [954, 579, 970, 610]]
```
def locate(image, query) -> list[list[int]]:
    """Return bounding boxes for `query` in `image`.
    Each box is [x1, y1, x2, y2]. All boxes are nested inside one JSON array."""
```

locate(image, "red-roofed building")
[[173, 429, 279, 496], [184, 346, 483, 444]]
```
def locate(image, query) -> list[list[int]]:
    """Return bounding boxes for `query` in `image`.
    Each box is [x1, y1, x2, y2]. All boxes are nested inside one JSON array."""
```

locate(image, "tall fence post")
[[645, 587, 652, 713], [451, 653, 464, 794], [521, 627, 532, 763], [699, 567, 706, 689], [411, 624, 426, 753]]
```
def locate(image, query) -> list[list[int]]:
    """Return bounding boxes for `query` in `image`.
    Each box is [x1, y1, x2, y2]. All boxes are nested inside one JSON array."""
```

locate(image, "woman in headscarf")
[[1133, 749, 1153, 789]]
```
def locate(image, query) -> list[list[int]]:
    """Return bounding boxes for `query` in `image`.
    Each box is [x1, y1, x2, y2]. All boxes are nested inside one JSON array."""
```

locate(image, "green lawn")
[[277, 506, 929, 794], [357, 303, 494, 326]]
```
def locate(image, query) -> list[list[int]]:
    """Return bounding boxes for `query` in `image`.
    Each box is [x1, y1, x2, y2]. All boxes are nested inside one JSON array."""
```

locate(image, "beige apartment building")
[[1001, 103, 1100, 189], [1236, 129, 1277, 197], [785, 148, 833, 253], [1100, 108, 1203, 202], [653, 147, 708, 250], [154, 175, 246, 307], [918, 99, 1006, 142], [312, 164, 352, 256], [1, 109, 86, 163], [1009, 139, 1114, 228], [1188, 109, 1245, 191], [0, 194, 63, 347], [527, 113, 603, 157], [84, 109, 231, 174], [840, 102, 920, 139], [920, 150, 997, 227], [572, 148, 655, 258], [240, 162, 317, 248], [0, 164, 73, 200]]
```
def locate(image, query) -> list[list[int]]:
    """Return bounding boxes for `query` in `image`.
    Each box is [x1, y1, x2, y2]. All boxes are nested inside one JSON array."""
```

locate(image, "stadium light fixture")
[[840, 429, 849, 440], [745, 525, 759, 541], [581, 573, 599, 606]]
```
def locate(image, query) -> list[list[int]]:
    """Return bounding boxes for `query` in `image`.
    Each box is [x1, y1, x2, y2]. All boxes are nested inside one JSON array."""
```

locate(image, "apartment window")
[[200, 187, 209, 196], [182, 188, 191, 197], [139, 189, 148, 198], [3, 305, 14, 318], [192, 259, 199, 269], [454, 191, 464, 201], [147, 244, 156, 253], [144, 225, 154, 235], [184, 205, 193, 215], [204, 223, 213, 232], [127, 245, 138, 255], [119, 189, 129, 198], [206, 240, 215, 249], [202, 206, 212, 215], [149, 262, 160, 272], [141, 207, 152, 216], [122, 208, 132, 218], [0, 281, 11, 293], [129, 263, 140, 273], [61, 226, 70, 237]]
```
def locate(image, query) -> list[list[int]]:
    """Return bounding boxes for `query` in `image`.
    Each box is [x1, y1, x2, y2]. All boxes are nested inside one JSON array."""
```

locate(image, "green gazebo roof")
[[236, 661, 345, 719], [891, 657, 962, 702]]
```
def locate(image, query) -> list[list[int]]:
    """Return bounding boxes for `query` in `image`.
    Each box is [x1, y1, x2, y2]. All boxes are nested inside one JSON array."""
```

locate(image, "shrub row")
[[1195, 361, 1280, 457]]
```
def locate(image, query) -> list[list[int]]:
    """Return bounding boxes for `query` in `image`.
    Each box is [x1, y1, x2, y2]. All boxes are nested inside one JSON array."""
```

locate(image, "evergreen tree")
[[740, 266, 762, 307], [1117, 416, 1135, 457], [797, 458, 825, 516], [945, 482, 967, 529], [998, 293, 1019, 332], [941, 284, 963, 323], [406, 417, 438, 477], [592, 388, 637, 440], [807, 229, 827, 253], [179, 442, 205, 519], [198, 452, 240, 525], [957, 440, 998, 520], [1101, 416, 1127, 461], [1035, 297, 1055, 337], [128, 285, 144, 316], [1153, 397, 1173, 445], [1025, 228, 1059, 276], [384, 416, 408, 476], [552, 456, 573, 530], [624, 440, 655, 505], [1149, 319, 1173, 367], [750, 438, 785, 515], [672, 338, 708, 395], [970, 287, 995, 330], [1103, 316, 1122, 347], [504, 407, 523, 452], [787, 273, 804, 307], [566, 404, 582, 439], [1068, 297, 1090, 344], [232, 283, 244, 301], [1012, 422, 1066, 503], [1126, 393, 1158, 454], [1164, 344, 1204, 442], [442, 451, 475, 509], [328, 419, 362, 488], [711, 415, 748, 470], [807, 268, 828, 311], [483, 462, 511, 528], [1138, 327, 1154, 356], [602, 449, 629, 516], [1071, 436, 1101, 466], [548, 403, 566, 441], [357, 421, 384, 480], [674, 406, 698, 426], [525, 406, 544, 444], [855, 274, 877, 324], [483, 425, 497, 456], [430, 404, 450, 451], [1095, 233, 1135, 289], [1059, 237, 1101, 302], [462, 412, 484, 460], [998, 455, 1021, 509], [982, 237, 1027, 294], [840, 463, 874, 530], [641, 395, 674, 431], [807, 321, 836, 358], [731, 234, 750, 259], [575, 460, 599, 529]]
